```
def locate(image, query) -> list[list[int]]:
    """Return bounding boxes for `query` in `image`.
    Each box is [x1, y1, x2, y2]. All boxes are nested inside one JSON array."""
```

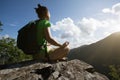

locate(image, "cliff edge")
[[0, 59, 109, 80]]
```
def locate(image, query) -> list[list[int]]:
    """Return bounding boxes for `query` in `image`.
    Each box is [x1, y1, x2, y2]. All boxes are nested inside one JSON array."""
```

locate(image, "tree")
[[0, 21, 2, 26], [0, 37, 32, 65], [0, 21, 32, 64]]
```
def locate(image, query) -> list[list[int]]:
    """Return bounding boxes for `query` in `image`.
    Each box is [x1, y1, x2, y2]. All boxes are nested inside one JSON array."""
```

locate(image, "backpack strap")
[[44, 41, 51, 62]]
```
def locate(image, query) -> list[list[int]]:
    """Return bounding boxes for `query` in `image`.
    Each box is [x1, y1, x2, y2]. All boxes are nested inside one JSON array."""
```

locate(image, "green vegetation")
[[0, 37, 32, 65], [0, 21, 32, 65], [109, 65, 120, 80]]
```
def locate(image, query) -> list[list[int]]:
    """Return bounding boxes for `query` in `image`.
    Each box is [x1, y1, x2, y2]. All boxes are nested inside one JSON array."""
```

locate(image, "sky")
[[0, 0, 120, 48]]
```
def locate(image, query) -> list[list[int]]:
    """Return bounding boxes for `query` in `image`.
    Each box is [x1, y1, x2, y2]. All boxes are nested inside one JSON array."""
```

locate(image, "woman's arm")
[[44, 27, 62, 47]]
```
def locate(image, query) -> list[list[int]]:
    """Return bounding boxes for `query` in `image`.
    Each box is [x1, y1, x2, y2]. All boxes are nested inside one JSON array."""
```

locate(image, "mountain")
[[68, 32, 120, 77], [0, 60, 109, 80]]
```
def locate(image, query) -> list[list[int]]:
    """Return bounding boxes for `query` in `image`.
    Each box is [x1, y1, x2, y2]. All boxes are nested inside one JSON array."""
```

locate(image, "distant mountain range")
[[68, 31, 120, 77]]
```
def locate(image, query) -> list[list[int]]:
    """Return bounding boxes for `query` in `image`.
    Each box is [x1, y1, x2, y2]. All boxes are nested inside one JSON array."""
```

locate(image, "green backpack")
[[17, 20, 39, 54]]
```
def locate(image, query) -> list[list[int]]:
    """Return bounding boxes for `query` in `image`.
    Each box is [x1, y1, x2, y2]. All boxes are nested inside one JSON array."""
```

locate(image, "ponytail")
[[35, 4, 48, 19]]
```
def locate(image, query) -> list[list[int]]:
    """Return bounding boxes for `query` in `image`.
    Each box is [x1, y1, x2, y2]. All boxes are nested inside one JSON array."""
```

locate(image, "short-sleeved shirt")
[[36, 19, 51, 46]]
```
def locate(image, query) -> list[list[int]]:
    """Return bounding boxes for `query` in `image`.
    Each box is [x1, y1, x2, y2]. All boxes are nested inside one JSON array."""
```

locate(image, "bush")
[[109, 65, 120, 80]]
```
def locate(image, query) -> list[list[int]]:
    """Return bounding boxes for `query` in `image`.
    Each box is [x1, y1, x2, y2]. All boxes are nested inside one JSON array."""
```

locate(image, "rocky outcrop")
[[0, 59, 109, 80]]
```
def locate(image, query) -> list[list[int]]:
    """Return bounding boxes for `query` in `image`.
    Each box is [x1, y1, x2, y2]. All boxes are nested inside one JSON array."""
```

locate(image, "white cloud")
[[9, 23, 17, 27], [51, 17, 99, 48], [102, 8, 111, 13], [4, 34, 9, 38], [102, 3, 120, 16], [51, 3, 120, 48], [51, 18, 81, 39], [51, 18, 79, 48], [77, 18, 102, 36], [61, 31, 74, 38]]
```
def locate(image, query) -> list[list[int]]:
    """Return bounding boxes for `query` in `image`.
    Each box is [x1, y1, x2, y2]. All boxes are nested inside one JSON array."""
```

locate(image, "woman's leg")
[[49, 46, 70, 60]]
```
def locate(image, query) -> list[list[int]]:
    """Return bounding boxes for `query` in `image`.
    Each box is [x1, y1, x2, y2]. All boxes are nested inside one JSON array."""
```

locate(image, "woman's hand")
[[62, 41, 69, 47]]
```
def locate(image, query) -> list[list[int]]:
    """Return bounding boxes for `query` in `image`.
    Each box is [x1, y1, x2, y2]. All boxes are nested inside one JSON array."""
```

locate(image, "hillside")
[[68, 32, 120, 77]]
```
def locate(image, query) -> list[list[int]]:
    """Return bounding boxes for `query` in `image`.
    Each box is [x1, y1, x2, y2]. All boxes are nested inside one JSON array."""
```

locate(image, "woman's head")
[[35, 4, 50, 20]]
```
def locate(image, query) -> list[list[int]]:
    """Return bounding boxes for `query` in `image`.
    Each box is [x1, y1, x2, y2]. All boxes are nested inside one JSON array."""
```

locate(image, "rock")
[[0, 59, 109, 80]]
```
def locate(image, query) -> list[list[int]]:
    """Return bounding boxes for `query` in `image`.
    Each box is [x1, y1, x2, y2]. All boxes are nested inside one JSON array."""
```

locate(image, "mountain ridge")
[[68, 31, 120, 64], [68, 31, 120, 78]]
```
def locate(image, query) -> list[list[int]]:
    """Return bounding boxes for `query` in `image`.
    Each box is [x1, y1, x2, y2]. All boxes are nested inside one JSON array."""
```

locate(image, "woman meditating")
[[33, 4, 70, 61]]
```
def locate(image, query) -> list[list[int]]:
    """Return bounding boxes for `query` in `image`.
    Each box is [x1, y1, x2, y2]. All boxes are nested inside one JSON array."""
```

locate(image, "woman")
[[33, 4, 70, 61]]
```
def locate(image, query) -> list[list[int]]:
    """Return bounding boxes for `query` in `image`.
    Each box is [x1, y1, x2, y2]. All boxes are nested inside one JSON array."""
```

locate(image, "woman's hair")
[[35, 4, 48, 19]]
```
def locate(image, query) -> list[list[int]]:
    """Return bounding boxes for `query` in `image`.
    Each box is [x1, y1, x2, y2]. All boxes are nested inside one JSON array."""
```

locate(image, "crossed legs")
[[32, 46, 70, 61], [49, 46, 70, 60]]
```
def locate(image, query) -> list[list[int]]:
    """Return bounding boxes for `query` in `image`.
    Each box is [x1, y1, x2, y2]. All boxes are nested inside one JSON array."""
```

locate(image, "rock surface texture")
[[0, 59, 109, 80]]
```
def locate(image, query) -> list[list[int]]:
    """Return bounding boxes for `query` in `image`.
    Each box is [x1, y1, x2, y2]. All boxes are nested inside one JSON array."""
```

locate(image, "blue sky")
[[0, 0, 120, 48]]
